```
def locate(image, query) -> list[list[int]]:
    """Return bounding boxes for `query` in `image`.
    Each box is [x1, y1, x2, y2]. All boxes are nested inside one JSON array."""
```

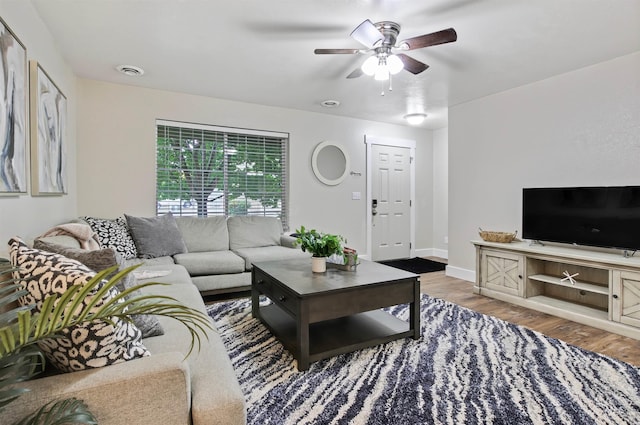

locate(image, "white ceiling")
[[32, 0, 640, 129]]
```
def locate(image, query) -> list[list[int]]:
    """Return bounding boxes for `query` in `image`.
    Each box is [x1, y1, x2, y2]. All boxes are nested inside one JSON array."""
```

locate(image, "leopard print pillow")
[[9, 237, 150, 372], [82, 216, 138, 259], [32, 239, 165, 338]]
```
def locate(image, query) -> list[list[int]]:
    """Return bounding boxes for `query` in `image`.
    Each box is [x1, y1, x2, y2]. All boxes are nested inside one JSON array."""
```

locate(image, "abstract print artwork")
[[30, 60, 67, 195], [0, 17, 27, 194]]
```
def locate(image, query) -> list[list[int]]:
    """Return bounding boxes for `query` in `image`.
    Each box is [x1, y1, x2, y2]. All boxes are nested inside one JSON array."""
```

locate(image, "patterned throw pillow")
[[9, 238, 150, 372], [83, 216, 138, 259], [32, 239, 164, 338]]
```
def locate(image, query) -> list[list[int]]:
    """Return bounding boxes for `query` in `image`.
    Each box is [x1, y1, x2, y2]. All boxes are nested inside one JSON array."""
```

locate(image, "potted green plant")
[[294, 226, 345, 273], [0, 259, 211, 425]]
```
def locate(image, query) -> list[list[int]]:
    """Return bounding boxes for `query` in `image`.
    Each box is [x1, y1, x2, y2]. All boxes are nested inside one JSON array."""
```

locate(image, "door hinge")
[[410, 200, 412, 207], [410, 156, 414, 163], [410, 242, 412, 249]]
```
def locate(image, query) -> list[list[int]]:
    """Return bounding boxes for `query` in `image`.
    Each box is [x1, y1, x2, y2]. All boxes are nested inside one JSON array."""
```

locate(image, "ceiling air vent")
[[116, 64, 144, 76]]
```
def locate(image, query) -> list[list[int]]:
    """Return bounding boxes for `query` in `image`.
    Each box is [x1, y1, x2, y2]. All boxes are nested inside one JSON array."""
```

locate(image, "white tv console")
[[473, 240, 640, 340]]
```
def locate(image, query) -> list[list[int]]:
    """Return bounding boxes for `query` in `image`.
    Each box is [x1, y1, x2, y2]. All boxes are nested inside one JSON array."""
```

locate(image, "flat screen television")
[[522, 186, 640, 251]]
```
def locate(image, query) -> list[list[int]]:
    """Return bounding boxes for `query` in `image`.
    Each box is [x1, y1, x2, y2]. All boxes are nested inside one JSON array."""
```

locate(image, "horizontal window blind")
[[156, 120, 289, 229]]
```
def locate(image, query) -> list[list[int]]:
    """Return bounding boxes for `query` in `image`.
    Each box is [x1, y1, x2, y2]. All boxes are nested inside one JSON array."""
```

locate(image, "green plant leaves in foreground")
[[0, 262, 213, 422]]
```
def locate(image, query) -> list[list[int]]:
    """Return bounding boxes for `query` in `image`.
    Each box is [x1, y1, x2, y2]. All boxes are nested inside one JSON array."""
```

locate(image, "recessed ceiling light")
[[116, 64, 145, 76], [320, 100, 340, 108], [404, 113, 427, 125]]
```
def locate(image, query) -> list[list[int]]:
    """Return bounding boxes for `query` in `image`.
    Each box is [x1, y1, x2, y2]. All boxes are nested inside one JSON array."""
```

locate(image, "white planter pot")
[[311, 256, 327, 273]]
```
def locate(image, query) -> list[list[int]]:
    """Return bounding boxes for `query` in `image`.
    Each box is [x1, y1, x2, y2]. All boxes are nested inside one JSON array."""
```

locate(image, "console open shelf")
[[526, 295, 609, 321], [473, 240, 640, 340], [527, 274, 609, 295]]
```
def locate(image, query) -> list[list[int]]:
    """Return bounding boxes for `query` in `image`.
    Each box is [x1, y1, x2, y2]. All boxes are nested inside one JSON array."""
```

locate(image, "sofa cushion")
[[9, 238, 150, 372], [191, 273, 251, 295], [233, 245, 311, 271], [83, 216, 138, 259], [125, 212, 188, 259], [175, 216, 229, 252], [173, 251, 245, 275], [227, 216, 283, 250], [124, 256, 176, 268], [32, 240, 165, 338]]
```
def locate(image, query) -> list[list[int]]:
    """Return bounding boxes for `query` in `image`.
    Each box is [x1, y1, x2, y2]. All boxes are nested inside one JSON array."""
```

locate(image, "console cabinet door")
[[480, 249, 524, 296], [612, 270, 640, 328]]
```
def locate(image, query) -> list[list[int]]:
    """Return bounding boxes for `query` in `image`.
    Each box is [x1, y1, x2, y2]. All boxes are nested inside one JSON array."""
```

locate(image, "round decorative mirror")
[[311, 141, 350, 186]]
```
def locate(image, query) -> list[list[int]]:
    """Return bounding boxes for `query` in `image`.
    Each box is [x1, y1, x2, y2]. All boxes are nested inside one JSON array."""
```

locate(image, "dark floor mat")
[[378, 257, 446, 274]]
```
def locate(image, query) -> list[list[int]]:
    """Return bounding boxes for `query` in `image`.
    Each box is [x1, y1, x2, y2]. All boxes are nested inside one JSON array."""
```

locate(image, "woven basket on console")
[[478, 228, 517, 243]]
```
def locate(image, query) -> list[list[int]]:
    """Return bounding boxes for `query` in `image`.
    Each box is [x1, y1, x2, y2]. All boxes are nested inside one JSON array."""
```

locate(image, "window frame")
[[155, 119, 290, 229]]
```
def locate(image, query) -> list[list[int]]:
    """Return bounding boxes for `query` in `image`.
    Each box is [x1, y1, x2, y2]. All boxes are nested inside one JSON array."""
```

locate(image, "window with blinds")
[[156, 120, 289, 229]]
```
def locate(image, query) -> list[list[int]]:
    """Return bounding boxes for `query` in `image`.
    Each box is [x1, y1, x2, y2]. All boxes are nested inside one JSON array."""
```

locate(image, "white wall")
[[76, 79, 435, 257], [448, 52, 640, 279], [414, 130, 434, 253], [0, 2, 77, 256], [432, 127, 448, 258]]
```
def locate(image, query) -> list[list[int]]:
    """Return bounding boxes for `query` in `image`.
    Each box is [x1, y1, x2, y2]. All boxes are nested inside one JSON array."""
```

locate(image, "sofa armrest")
[[3, 352, 191, 425], [280, 233, 298, 249]]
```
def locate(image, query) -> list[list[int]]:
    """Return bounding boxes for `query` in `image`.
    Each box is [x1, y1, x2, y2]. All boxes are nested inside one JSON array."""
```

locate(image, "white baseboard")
[[446, 265, 475, 283], [431, 248, 448, 259], [414, 248, 448, 259]]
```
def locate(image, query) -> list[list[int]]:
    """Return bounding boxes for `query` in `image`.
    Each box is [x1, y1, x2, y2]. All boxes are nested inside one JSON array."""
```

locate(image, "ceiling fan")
[[314, 20, 457, 81]]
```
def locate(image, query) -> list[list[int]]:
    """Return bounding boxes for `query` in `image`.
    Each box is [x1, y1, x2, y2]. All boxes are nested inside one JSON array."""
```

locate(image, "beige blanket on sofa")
[[39, 223, 101, 250]]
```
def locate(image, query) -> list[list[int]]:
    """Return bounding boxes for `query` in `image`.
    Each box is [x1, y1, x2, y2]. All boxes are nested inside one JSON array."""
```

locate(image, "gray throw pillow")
[[125, 212, 188, 259], [32, 239, 165, 338], [33, 239, 134, 291]]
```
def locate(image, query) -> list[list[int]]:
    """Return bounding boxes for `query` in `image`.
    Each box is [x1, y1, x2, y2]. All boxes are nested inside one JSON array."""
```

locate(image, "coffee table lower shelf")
[[258, 303, 413, 367]]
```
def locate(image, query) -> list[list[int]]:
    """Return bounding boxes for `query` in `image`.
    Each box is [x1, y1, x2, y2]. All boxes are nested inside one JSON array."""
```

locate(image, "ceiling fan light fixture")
[[373, 57, 389, 81], [361, 56, 379, 76], [387, 54, 404, 75], [374, 66, 389, 81], [404, 113, 427, 125]]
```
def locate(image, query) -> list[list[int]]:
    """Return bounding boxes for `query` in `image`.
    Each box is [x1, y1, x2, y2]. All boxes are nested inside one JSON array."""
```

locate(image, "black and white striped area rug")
[[207, 294, 640, 424]]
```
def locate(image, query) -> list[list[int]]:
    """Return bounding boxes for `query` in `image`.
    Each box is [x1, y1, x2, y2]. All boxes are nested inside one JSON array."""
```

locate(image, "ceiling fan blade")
[[396, 54, 429, 74], [399, 28, 457, 50], [350, 19, 383, 48], [346, 68, 363, 79], [314, 48, 360, 54]]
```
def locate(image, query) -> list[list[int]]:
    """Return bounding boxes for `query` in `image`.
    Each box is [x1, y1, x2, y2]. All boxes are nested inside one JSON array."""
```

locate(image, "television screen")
[[522, 186, 640, 251]]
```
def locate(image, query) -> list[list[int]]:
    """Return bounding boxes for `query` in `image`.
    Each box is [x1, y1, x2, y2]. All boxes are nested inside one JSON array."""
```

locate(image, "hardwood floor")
[[419, 268, 640, 367]]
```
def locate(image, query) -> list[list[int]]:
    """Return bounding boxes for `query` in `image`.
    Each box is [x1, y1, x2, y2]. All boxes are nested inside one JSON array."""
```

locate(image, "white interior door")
[[371, 143, 412, 261]]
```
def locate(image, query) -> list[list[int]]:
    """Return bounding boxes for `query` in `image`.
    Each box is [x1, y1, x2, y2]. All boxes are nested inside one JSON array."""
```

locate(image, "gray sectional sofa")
[[5, 261, 247, 425], [172, 216, 309, 295], [4, 215, 309, 425]]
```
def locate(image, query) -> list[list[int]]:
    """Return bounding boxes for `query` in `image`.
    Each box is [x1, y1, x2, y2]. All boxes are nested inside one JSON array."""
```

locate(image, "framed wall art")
[[30, 60, 67, 196], [0, 17, 27, 195]]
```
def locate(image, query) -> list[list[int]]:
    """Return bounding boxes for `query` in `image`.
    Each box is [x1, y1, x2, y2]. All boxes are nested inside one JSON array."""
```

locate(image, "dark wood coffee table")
[[251, 258, 420, 370]]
